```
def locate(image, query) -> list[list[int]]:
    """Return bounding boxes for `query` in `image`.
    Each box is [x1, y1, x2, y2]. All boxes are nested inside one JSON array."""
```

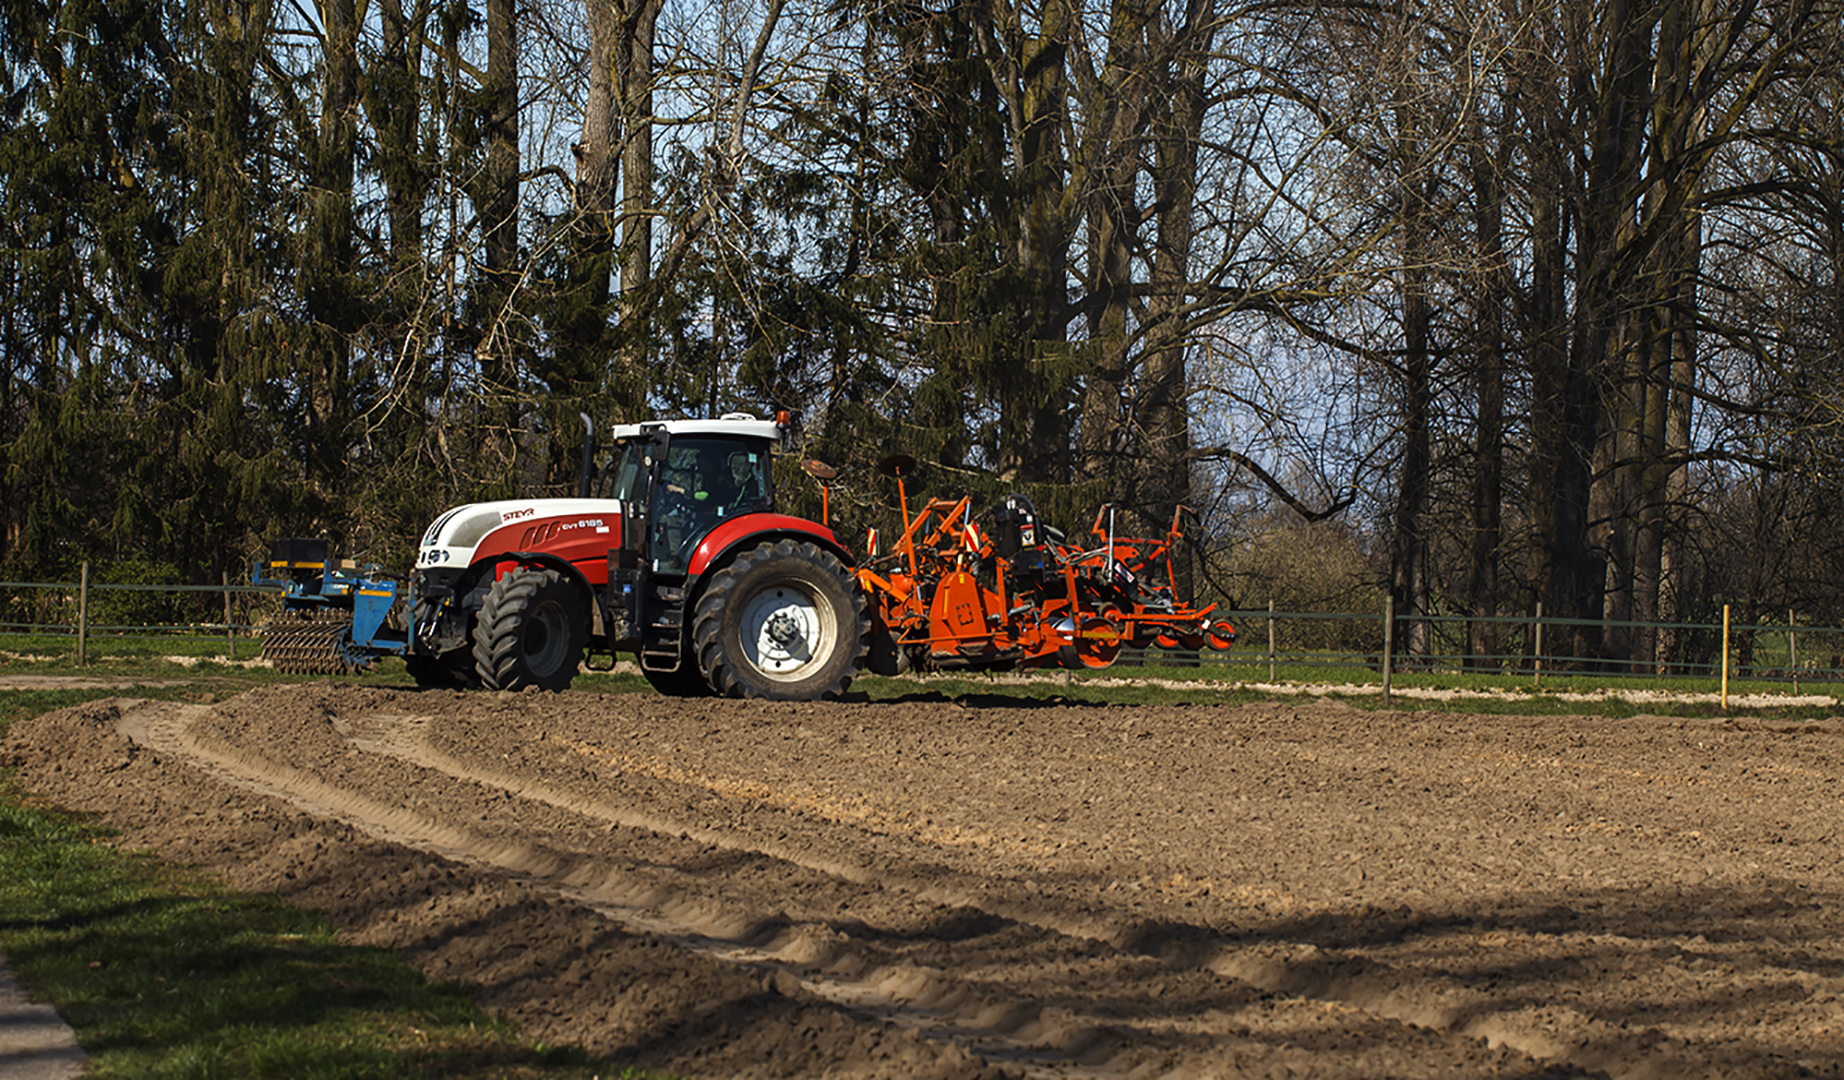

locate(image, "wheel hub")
[[738, 584, 835, 680], [766, 612, 804, 648]]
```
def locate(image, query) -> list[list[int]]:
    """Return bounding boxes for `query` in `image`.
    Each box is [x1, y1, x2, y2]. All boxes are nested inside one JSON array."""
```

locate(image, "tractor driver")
[[719, 450, 763, 509], [683, 446, 764, 514], [653, 439, 768, 572]]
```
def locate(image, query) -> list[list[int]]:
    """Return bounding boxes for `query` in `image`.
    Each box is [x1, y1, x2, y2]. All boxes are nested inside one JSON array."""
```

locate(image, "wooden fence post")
[[1268, 600, 1276, 681], [1790, 609, 1798, 695], [1382, 595, 1394, 704], [77, 561, 89, 666], [1533, 602, 1543, 687], [1722, 604, 1731, 710], [224, 570, 235, 659]]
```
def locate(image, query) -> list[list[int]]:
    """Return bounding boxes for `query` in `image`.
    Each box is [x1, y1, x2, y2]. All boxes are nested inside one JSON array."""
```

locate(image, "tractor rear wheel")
[[472, 567, 587, 691], [691, 539, 867, 700]]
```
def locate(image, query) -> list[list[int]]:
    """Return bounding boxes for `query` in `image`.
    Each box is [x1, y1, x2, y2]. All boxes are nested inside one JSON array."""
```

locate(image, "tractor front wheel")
[[472, 567, 587, 691], [691, 540, 867, 700]]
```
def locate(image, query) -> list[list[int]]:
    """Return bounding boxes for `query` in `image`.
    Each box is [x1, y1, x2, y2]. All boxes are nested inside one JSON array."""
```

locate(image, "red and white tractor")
[[405, 412, 867, 698]]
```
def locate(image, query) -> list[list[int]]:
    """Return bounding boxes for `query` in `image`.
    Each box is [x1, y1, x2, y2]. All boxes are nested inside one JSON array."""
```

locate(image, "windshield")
[[660, 438, 768, 510], [606, 440, 649, 504]]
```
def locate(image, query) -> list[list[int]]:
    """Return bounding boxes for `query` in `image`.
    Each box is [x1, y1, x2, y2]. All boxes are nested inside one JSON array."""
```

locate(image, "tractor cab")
[[602, 415, 780, 578]]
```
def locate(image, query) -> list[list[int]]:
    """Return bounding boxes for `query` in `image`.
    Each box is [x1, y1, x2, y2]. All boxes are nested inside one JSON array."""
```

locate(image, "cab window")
[[606, 440, 649, 504], [649, 437, 772, 574]]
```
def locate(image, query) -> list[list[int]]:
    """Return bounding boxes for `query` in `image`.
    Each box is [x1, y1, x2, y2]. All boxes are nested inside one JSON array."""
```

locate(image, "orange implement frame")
[[1054, 505, 1238, 658], [855, 492, 1074, 667], [852, 456, 1234, 674]]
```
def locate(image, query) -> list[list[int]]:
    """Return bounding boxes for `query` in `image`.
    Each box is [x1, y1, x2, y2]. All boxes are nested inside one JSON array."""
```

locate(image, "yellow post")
[[1721, 604, 1730, 710]]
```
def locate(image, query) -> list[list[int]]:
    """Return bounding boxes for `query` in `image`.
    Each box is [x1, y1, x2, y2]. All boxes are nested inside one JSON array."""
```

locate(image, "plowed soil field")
[[5, 683, 1842, 1079]]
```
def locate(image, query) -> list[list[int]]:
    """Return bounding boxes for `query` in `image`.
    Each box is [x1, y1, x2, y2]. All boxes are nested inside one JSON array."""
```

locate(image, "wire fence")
[[3, 570, 1840, 700], [0, 568, 287, 663], [1122, 601, 1844, 699]]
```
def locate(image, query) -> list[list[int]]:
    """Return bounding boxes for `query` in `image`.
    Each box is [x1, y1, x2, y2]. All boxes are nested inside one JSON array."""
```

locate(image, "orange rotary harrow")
[[850, 455, 1236, 675]]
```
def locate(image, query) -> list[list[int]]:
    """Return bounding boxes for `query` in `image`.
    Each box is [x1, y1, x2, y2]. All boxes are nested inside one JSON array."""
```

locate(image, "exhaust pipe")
[[577, 412, 596, 499]]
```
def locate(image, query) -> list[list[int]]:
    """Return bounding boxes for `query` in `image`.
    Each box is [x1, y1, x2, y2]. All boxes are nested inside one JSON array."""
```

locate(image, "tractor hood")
[[416, 498, 625, 570]]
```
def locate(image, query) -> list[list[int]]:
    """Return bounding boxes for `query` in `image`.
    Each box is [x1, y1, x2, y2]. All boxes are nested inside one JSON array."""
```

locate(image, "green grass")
[[1184, 651, 1844, 700], [0, 634, 676, 695], [8, 627, 1836, 701], [850, 663, 1844, 718], [0, 631, 253, 663], [0, 688, 171, 726], [0, 680, 666, 1079], [0, 788, 637, 1079], [2, 631, 1837, 714]]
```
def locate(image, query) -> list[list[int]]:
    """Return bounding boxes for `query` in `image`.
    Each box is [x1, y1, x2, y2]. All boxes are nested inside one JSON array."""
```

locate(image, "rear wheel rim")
[[521, 599, 570, 674], [737, 580, 837, 682]]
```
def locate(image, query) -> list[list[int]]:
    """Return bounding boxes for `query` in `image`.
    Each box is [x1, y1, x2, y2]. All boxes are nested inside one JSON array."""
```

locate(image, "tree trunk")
[[480, 0, 519, 389], [615, 0, 663, 331], [1537, 0, 1657, 665], [577, 0, 618, 280], [1525, 146, 1591, 660], [1135, 0, 1211, 543], [1639, 0, 1709, 672], [307, 0, 360, 490], [993, 0, 1073, 483], [1392, 247, 1433, 660], [1466, 122, 1506, 671], [366, 0, 429, 268], [562, 0, 625, 407], [1386, 24, 1434, 660], [1076, 0, 1145, 492]]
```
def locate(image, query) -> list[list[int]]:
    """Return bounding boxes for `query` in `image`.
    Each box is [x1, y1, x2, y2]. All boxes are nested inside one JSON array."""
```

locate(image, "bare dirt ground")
[[5, 683, 1843, 1079]]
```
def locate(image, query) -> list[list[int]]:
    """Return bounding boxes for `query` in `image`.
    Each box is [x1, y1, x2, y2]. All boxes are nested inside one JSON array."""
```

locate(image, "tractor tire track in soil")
[[6, 683, 1844, 1079]]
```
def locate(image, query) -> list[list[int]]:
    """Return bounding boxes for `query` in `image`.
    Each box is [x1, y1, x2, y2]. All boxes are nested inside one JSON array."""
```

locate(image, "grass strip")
[[0, 644, 1835, 716], [0, 687, 658, 1080], [850, 668, 1842, 719]]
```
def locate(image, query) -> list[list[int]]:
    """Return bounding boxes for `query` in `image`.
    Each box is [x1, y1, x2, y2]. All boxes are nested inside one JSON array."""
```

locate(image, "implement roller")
[[253, 538, 409, 674]]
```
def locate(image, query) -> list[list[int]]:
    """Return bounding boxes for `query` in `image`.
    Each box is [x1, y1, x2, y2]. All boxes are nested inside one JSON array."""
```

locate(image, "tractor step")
[[638, 614, 685, 672], [635, 586, 686, 672]]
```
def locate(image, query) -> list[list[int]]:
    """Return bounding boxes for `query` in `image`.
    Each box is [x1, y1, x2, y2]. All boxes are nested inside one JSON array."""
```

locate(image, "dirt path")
[[5, 684, 1842, 1078]]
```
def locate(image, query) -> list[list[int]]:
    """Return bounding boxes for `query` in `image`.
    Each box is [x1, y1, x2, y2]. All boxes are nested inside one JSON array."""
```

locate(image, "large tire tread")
[[471, 567, 587, 691], [690, 539, 867, 701]]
